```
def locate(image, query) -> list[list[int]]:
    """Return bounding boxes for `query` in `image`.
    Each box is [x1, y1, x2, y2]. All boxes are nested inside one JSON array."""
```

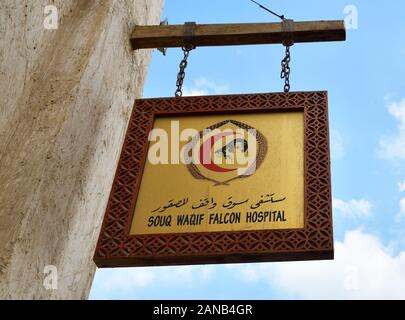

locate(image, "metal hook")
[[183, 21, 197, 50], [157, 18, 169, 56], [281, 19, 295, 47]]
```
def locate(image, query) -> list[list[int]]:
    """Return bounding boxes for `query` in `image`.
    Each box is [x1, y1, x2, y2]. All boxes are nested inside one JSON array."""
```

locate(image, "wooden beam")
[[131, 20, 346, 50]]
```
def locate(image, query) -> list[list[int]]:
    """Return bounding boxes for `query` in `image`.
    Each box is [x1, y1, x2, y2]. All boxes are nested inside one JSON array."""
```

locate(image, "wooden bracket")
[[281, 19, 295, 46], [183, 21, 197, 50], [131, 20, 346, 50]]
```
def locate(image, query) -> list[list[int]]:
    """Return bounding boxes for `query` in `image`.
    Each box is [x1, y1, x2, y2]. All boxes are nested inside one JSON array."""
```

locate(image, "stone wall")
[[0, 0, 164, 299]]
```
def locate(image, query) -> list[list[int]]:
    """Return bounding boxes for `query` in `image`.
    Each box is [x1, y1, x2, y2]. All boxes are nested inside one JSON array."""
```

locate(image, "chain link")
[[174, 43, 291, 95], [280, 45, 292, 93], [175, 47, 193, 97]]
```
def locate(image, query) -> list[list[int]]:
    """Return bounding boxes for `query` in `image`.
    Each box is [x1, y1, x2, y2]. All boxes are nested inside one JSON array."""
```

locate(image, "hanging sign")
[[94, 91, 333, 267]]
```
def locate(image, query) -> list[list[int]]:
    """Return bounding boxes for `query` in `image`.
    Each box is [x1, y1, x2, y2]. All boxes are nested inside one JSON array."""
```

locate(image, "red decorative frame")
[[94, 91, 333, 267]]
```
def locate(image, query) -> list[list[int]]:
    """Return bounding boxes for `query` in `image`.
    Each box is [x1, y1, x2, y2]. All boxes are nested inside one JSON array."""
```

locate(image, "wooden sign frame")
[[94, 91, 333, 267]]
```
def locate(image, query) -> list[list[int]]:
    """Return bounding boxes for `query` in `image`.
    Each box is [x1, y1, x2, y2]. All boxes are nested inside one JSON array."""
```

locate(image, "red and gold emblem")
[[185, 120, 267, 186]]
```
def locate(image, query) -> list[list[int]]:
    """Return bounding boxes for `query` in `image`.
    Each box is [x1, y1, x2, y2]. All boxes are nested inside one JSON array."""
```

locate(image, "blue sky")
[[90, 0, 405, 299]]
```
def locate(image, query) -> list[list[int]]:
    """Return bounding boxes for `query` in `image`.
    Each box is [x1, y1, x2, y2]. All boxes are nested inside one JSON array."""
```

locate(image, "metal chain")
[[249, 0, 285, 21], [175, 47, 193, 97], [280, 45, 291, 93]]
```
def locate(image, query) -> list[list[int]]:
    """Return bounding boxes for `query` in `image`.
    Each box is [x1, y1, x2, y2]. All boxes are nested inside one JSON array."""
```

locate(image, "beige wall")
[[0, 0, 164, 299]]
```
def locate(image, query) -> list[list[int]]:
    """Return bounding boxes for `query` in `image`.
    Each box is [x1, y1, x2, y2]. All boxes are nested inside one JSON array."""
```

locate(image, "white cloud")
[[90, 268, 155, 299], [330, 129, 345, 160], [235, 230, 405, 299], [90, 231, 405, 300], [378, 99, 405, 160], [182, 88, 209, 96], [398, 179, 405, 192], [182, 77, 229, 97], [333, 198, 372, 218], [90, 265, 213, 299], [194, 78, 229, 94]]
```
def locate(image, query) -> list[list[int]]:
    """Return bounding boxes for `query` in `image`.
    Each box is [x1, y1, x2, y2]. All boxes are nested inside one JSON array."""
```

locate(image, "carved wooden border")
[[94, 91, 333, 267]]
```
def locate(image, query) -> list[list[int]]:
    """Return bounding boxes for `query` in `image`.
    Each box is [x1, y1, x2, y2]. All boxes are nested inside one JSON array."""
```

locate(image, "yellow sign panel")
[[130, 112, 304, 235]]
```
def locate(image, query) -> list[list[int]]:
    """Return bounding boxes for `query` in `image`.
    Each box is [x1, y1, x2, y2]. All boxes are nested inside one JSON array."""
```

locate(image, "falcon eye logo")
[[186, 120, 267, 186], [147, 119, 268, 186]]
